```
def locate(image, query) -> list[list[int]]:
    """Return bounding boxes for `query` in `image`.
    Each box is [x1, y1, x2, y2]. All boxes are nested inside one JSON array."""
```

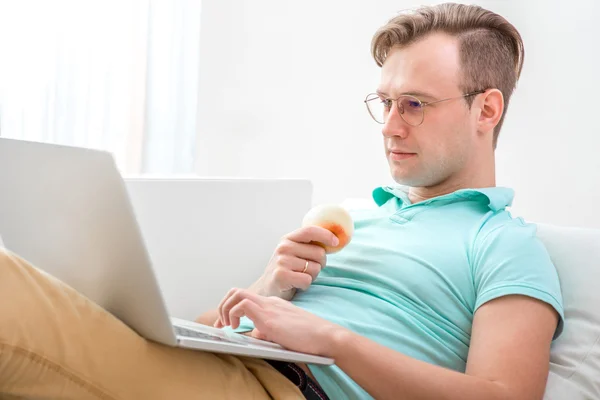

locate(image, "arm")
[[328, 294, 558, 400], [222, 290, 557, 399]]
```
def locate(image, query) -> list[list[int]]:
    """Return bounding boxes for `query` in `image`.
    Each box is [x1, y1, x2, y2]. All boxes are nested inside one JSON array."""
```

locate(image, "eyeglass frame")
[[363, 90, 486, 126]]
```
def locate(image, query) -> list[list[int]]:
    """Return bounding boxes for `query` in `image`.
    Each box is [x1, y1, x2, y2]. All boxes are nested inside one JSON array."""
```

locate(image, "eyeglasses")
[[364, 90, 485, 126]]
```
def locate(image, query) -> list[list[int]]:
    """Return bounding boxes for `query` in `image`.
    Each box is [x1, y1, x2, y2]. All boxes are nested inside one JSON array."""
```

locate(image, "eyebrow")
[[376, 89, 438, 100]]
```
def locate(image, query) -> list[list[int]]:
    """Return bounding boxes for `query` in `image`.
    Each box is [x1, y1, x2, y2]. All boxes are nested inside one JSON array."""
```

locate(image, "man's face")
[[378, 33, 478, 188]]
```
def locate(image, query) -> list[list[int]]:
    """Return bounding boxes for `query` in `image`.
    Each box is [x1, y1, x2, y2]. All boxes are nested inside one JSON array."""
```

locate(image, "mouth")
[[388, 150, 416, 161]]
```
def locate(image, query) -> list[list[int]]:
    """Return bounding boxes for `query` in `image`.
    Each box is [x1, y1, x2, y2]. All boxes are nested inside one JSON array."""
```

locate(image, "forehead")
[[379, 33, 461, 98]]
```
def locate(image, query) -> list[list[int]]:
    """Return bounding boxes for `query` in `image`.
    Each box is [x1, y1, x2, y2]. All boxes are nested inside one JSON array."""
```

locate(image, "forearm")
[[329, 329, 514, 400]]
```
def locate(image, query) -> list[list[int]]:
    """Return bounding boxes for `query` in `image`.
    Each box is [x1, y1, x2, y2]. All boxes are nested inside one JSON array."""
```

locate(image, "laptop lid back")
[[0, 138, 177, 345]]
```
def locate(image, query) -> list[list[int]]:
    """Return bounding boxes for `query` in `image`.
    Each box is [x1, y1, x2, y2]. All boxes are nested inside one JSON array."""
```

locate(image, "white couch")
[[127, 181, 600, 399], [537, 224, 600, 399]]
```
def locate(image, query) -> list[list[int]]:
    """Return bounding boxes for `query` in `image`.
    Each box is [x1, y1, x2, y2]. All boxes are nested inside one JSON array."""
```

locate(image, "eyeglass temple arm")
[[423, 90, 486, 106]]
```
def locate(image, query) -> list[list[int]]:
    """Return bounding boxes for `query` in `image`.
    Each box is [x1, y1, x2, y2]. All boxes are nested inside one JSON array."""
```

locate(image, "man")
[[0, 3, 562, 399]]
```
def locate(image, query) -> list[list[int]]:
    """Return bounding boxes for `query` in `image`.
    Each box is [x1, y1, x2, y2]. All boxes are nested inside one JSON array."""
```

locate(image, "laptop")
[[0, 138, 334, 366]]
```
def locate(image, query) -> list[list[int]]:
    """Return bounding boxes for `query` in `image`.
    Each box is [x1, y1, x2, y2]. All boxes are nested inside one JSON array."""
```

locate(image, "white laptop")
[[0, 138, 334, 366]]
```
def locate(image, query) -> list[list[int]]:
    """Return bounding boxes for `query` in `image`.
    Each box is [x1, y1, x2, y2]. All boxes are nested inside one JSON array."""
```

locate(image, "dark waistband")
[[266, 359, 330, 400]]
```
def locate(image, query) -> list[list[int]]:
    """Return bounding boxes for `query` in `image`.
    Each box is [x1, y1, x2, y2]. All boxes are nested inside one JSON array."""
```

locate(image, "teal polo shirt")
[[231, 186, 564, 399]]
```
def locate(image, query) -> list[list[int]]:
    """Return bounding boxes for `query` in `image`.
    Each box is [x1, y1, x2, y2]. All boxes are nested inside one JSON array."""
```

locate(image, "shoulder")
[[469, 211, 555, 277], [471, 211, 540, 253]]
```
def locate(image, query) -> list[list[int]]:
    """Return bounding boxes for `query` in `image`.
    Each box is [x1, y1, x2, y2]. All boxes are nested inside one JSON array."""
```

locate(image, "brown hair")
[[371, 3, 524, 148]]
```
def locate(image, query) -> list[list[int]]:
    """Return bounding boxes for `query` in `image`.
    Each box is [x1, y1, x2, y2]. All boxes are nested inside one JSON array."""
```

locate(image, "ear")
[[476, 88, 504, 137]]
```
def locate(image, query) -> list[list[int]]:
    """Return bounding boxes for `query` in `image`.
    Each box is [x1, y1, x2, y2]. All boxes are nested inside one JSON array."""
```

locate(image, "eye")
[[407, 100, 422, 109]]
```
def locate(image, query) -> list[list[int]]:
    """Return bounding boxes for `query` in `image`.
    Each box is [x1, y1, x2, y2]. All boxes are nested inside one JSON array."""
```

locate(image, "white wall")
[[194, 0, 600, 229], [494, 1, 600, 229]]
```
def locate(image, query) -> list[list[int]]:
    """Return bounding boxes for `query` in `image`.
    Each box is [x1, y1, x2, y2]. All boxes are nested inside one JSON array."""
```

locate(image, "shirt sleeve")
[[472, 217, 564, 339]]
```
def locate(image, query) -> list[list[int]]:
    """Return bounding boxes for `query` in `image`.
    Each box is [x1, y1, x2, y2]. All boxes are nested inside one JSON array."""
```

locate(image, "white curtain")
[[0, 0, 201, 174]]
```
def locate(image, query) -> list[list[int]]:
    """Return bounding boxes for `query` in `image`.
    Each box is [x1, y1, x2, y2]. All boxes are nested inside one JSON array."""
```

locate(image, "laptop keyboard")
[[174, 325, 239, 343], [173, 325, 282, 349]]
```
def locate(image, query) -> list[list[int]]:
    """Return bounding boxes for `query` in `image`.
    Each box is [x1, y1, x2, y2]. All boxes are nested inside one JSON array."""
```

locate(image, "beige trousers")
[[0, 249, 303, 399]]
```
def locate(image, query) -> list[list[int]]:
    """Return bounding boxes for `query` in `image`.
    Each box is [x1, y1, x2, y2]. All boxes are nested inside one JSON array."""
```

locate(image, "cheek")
[[415, 124, 450, 156], [422, 139, 447, 166], [423, 110, 471, 150]]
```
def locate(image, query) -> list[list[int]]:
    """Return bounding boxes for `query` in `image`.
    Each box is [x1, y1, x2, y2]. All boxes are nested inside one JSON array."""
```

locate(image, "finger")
[[213, 318, 224, 328], [221, 290, 243, 327], [221, 289, 268, 326], [230, 299, 264, 330], [303, 259, 324, 282], [285, 257, 322, 282], [285, 225, 339, 247], [272, 267, 313, 291], [268, 254, 321, 289], [217, 287, 238, 327], [233, 289, 268, 306], [277, 240, 327, 266]]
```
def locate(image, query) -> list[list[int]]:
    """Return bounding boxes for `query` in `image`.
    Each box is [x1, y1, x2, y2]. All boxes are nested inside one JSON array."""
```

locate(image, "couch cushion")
[[536, 224, 600, 399]]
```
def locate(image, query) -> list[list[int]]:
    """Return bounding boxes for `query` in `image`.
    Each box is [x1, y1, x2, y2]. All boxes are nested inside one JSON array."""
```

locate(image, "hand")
[[251, 226, 339, 300], [215, 288, 345, 357]]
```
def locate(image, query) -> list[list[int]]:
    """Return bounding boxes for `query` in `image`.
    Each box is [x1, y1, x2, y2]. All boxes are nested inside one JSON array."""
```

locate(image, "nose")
[[381, 102, 410, 139]]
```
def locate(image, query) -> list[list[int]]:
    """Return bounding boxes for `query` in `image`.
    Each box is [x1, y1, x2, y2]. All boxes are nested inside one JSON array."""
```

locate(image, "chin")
[[390, 165, 417, 185], [390, 167, 439, 188], [391, 172, 419, 187], [392, 176, 424, 187]]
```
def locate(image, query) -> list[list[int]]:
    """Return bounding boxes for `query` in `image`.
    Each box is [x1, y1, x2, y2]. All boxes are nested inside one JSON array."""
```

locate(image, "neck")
[[407, 153, 496, 204]]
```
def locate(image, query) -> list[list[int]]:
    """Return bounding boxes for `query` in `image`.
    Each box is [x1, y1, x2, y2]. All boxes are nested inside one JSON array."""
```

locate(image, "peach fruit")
[[301, 204, 354, 253]]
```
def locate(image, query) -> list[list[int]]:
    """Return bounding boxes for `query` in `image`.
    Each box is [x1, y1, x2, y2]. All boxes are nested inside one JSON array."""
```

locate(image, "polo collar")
[[372, 185, 514, 212]]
